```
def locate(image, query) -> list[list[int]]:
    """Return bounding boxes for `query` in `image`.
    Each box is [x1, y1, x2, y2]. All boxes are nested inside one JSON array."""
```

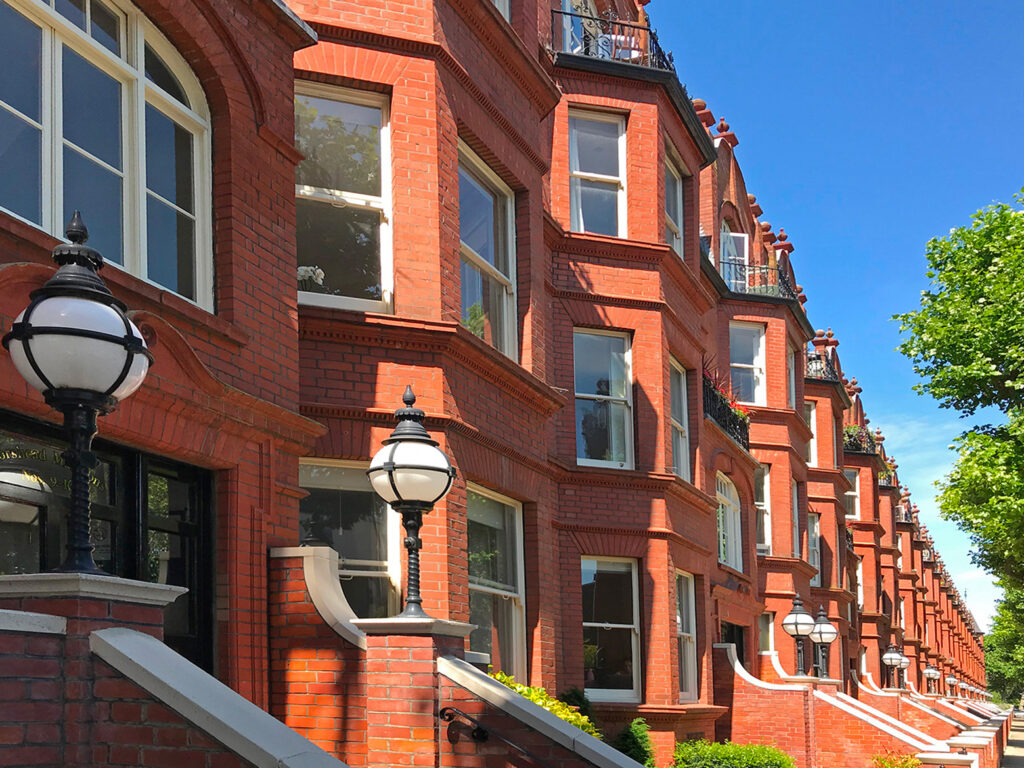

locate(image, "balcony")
[[551, 10, 675, 72], [717, 259, 799, 300], [806, 352, 840, 382], [878, 469, 897, 489], [843, 425, 877, 454], [703, 375, 750, 450]]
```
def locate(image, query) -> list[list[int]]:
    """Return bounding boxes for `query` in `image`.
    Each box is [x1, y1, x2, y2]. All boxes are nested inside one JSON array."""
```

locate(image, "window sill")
[[577, 458, 634, 471], [298, 290, 391, 314]]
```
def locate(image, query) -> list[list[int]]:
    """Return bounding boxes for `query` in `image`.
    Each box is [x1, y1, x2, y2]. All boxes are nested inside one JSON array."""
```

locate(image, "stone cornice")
[[553, 521, 714, 557]]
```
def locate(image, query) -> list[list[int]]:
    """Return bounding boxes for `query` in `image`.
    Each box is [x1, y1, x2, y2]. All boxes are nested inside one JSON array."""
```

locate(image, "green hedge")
[[673, 740, 796, 768], [488, 672, 602, 738], [611, 718, 656, 768]]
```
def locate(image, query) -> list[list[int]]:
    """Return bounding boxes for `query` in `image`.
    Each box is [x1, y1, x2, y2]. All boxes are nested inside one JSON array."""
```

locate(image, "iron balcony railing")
[[806, 352, 840, 382], [551, 9, 675, 72], [718, 259, 799, 300], [702, 375, 749, 450], [878, 470, 896, 489], [843, 427, 877, 454]]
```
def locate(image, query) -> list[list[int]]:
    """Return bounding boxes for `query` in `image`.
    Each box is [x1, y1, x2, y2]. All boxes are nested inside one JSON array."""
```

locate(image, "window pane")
[[296, 197, 381, 301], [573, 333, 627, 397], [147, 196, 195, 298], [90, 0, 121, 55], [670, 366, 685, 424], [64, 147, 123, 264], [0, 3, 42, 121], [144, 44, 189, 107], [730, 368, 755, 404], [581, 559, 633, 624], [583, 626, 634, 690], [676, 575, 693, 634], [460, 258, 508, 349], [0, 495, 41, 575], [569, 117, 619, 176], [295, 95, 381, 196], [459, 166, 505, 272], [147, 528, 192, 635], [467, 491, 517, 590], [299, 487, 388, 565], [147, 471, 195, 524], [0, 110, 42, 224], [341, 574, 392, 619], [56, 0, 86, 29], [63, 47, 122, 170], [678, 636, 695, 694], [665, 167, 680, 222], [729, 325, 759, 366], [575, 399, 629, 464], [146, 105, 194, 212], [573, 178, 618, 235], [758, 613, 773, 652], [469, 589, 517, 672]]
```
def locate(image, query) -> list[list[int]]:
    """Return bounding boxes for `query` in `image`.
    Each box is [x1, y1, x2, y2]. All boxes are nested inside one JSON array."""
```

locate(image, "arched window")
[[716, 472, 742, 571], [0, 0, 212, 308]]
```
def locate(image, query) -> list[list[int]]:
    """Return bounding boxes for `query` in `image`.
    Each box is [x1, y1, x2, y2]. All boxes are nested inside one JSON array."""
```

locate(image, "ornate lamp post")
[[897, 652, 910, 689], [781, 593, 816, 675], [807, 605, 838, 678], [923, 665, 941, 694], [958, 680, 968, 697], [2, 213, 151, 573], [367, 386, 455, 619], [945, 674, 958, 696], [881, 644, 902, 689]]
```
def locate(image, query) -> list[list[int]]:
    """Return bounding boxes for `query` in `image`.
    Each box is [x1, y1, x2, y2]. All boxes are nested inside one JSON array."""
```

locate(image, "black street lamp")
[[807, 605, 838, 678], [881, 644, 902, 689], [781, 593, 816, 675], [923, 665, 940, 694], [2, 213, 152, 573], [945, 674, 958, 696], [898, 651, 910, 689], [367, 386, 455, 619]]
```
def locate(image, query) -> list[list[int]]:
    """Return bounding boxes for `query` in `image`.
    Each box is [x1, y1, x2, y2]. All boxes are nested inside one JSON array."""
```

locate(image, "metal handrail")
[[551, 9, 675, 72], [806, 352, 840, 382], [718, 259, 799, 300], [440, 706, 555, 768], [702, 375, 750, 450]]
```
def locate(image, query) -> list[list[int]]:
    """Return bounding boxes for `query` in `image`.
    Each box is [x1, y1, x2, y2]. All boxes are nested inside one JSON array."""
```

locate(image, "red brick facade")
[[0, 0, 991, 766]]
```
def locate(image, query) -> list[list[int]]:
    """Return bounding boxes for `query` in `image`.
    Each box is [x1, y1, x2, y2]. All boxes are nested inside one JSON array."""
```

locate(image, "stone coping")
[[0, 573, 186, 606], [0, 608, 67, 635], [353, 617, 474, 638]]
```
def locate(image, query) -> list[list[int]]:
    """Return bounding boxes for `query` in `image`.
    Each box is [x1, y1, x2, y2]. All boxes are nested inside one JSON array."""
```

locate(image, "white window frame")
[[758, 612, 775, 653], [834, 418, 841, 469], [716, 473, 743, 571], [791, 480, 801, 558], [755, 464, 771, 556], [581, 555, 641, 702], [804, 400, 817, 467], [568, 109, 627, 238], [1, 0, 213, 309], [718, 220, 749, 291], [788, 347, 797, 408], [573, 328, 634, 469], [466, 484, 527, 679], [729, 322, 766, 406], [295, 82, 393, 314], [857, 560, 864, 608], [669, 358, 690, 482], [843, 469, 860, 519], [297, 458, 402, 616], [809, 512, 821, 587], [458, 141, 517, 358], [489, 0, 509, 19], [676, 570, 698, 701], [664, 156, 684, 256]]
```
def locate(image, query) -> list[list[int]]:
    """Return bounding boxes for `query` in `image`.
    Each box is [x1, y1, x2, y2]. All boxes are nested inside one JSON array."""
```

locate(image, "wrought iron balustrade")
[[878, 470, 896, 489], [806, 352, 840, 382], [843, 427, 877, 454], [718, 259, 798, 300], [702, 375, 749, 450], [551, 9, 675, 72]]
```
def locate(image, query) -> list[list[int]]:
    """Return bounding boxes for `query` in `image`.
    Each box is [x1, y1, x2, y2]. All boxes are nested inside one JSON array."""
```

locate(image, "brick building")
[[0, 0, 994, 766]]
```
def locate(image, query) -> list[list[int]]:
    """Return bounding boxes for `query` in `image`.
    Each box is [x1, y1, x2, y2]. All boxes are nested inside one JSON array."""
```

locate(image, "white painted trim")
[[0, 608, 66, 635], [90, 628, 347, 768], [437, 655, 645, 768], [813, 689, 938, 751], [0, 573, 186, 606], [269, 546, 367, 651], [714, 644, 808, 691], [834, 692, 947, 748], [916, 752, 977, 768], [901, 695, 963, 728], [765, 649, 816, 682], [353, 617, 474, 638]]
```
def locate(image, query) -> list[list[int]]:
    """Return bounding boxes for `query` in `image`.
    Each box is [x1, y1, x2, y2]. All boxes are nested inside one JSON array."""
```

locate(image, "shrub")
[[489, 672, 601, 738], [673, 739, 796, 768], [611, 718, 656, 768], [557, 686, 594, 719], [871, 752, 922, 768]]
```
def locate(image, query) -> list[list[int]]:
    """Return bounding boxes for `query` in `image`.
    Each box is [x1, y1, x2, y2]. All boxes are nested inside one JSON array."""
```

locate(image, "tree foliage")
[[984, 586, 1024, 704], [894, 190, 1024, 415]]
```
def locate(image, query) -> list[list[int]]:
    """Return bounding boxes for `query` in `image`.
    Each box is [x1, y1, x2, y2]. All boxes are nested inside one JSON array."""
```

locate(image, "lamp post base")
[[397, 503, 432, 619], [54, 401, 106, 575]]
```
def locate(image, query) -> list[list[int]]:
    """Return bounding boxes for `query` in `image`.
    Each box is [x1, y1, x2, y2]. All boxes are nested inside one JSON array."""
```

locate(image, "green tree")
[[984, 586, 1024, 705], [894, 189, 1024, 416]]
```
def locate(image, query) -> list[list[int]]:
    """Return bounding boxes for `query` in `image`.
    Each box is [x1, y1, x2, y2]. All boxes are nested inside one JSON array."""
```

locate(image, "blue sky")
[[652, 1, 1024, 630]]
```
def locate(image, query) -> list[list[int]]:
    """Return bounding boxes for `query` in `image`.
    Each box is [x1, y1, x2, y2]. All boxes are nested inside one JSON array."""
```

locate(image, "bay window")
[[574, 330, 633, 468], [669, 359, 690, 481], [295, 85, 391, 312], [729, 323, 765, 405], [676, 571, 697, 701], [0, 0, 212, 308], [569, 112, 625, 237], [458, 146, 516, 356], [842, 469, 860, 518], [664, 159, 684, 255], [755, 465, 771, 555], [467, 487, 525, 678], [298, 461, 400, 619], [716, 473, 742, 571], [582, 557, 640, 701], [809, 512, 821, 586]]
